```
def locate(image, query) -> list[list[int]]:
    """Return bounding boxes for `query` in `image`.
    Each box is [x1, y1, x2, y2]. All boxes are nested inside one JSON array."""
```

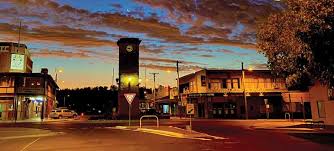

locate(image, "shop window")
[[163, 104, 169, 114]]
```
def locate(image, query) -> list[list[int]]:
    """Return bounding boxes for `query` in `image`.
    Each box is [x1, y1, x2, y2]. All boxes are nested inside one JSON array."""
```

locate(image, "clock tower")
[[117, 38, 141, 119]]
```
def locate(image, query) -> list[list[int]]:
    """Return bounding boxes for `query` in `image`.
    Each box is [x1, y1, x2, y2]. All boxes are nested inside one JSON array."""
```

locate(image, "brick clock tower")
[[117, 38, 141, 119]]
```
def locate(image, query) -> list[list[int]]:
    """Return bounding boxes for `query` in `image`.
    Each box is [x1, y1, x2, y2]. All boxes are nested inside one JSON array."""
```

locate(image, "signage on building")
[[17, 87, 44, 95], [124, 93, 136, 105], [188, 93, 214, 98], [186, 103, 195, 115], [0, 46, 9, 52], [10, 54, 25, 70]]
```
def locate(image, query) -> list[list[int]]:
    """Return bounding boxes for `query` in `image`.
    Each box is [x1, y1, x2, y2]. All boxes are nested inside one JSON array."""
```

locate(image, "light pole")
[[63, 94, 69, 107], [55, 68, 63, 83], [150, 73, 159, 107], [242, 62, 248, 119], [176, 61, 182, 116]]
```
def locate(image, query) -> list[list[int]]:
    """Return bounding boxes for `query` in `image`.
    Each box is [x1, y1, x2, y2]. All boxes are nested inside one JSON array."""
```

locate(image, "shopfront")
[[0, 72, 58, 121]]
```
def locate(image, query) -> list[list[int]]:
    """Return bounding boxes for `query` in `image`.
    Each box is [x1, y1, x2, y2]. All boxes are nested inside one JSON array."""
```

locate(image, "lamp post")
[[150, 73, 159, 107], [55, 68, 63, 83], [242, 62, 248, 119], [176, 61, 182, 117], [64, 94, 70, 107]]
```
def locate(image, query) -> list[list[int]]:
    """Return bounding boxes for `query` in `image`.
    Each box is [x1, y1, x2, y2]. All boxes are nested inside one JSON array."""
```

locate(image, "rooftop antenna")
[[17, 20, 22, 53]]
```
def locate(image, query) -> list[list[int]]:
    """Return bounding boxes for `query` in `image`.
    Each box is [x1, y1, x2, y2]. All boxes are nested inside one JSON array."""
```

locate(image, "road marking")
[[135, 128, 212, 141], [168, 126, 228, 140], [19, 137, 40, 151], [0, 132, 64, 140]]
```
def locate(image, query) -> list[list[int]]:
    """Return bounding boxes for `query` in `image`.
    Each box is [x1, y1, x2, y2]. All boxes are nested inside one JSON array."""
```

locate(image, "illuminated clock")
[[126, 45, 133, 52], [10, 54, 25, 70]]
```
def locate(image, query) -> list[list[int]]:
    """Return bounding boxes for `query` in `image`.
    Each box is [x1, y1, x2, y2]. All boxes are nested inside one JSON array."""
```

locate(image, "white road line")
[[0, 132, 64, 140], [19, 137, 40, 151]]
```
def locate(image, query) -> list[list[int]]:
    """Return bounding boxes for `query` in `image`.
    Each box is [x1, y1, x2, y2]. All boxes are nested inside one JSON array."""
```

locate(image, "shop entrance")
[[212, 102, 237, 119]]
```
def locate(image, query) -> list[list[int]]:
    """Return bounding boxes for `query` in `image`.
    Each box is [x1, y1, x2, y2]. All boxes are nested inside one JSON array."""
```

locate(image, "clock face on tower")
[[10, 54, 25, 70], [126, 45, 133, 52]]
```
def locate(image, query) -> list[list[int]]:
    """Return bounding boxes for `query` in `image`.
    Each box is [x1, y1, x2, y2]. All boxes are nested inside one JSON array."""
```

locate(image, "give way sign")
[[124, 93, 136, 105]]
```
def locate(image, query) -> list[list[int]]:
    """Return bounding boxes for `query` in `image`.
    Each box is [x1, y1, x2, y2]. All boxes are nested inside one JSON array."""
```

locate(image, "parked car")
[[49, 109, 78, 119]]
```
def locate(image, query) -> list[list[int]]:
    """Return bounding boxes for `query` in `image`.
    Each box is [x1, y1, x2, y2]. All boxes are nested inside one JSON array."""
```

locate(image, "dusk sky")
[[0, 0, 283, 89]]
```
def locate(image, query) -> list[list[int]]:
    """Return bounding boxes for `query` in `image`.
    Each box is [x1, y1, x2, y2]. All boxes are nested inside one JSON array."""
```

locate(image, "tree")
[[257, 0, 334, 88]]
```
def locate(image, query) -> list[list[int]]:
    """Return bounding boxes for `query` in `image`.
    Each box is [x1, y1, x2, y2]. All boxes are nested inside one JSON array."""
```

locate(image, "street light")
[[55, 68, 63, 83], [150, 73, 159, 106], [64, 94, 70, 107], [241, 62, 252, 119]]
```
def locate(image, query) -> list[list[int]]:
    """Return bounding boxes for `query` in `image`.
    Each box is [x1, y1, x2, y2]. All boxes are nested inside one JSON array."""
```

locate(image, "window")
[[189, 81, 194, 91], [162, 104, 169, 114], [232, 79, 240, 89], [227, 79, 232, 89], [222, 79, 227, 88], [201, 76, 206, 86], [0, 76, 14, 87], [210, 82, 220, 90], [24, 77, 43, 88]]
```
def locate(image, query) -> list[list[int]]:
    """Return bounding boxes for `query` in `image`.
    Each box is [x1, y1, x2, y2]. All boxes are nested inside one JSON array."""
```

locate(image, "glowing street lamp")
[[55, 68, 64, 83], [242, 62, 253, 119]]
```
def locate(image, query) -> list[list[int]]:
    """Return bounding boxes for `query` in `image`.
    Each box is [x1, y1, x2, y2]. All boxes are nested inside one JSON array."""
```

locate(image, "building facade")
[[0, 70, 58, 121], [0, 42, 33, 73], [179, 69, 311, 119], [154, 86, 178, 116]]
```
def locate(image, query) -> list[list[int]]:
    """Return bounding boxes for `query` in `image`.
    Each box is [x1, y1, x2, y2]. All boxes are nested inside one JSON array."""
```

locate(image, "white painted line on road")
[[168, 126, 228, 140], [19, 137, 40, 151], [135, 128, 212, 141], [0, 132, 64, 140]]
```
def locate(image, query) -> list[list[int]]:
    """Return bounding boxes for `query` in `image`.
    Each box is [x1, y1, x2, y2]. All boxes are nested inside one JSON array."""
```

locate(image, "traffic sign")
[[124, 93, 136, 105], [186, 103, 194, 115]]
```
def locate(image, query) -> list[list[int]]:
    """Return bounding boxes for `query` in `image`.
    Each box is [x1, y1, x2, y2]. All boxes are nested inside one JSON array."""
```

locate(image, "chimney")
[[41, 68, 48, 74]]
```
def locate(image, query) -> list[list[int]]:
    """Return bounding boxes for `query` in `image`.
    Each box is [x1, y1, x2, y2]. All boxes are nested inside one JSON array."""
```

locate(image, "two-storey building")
[[179, 69, 310, 119], [0, 69, 58, 121]]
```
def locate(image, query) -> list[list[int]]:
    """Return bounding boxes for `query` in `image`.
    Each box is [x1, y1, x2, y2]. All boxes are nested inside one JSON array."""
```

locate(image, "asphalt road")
[[0, 120, 333, 151]]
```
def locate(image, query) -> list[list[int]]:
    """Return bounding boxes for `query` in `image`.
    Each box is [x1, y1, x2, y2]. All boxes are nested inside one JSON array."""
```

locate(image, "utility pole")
[[145, 67, 147, 88], [112, 68, 114, 86], [17, 20, 21, 53], [150, 73, 159, 106], [176, 61, 182, 115], [242, 62, 248, 119]]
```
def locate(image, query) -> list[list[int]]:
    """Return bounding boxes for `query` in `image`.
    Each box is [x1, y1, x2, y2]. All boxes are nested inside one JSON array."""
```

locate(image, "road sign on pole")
[[186, 103, 194, 132], [124, 93, 136, 126], [186, 104, 194, 115], [124, 93, 136, 105]]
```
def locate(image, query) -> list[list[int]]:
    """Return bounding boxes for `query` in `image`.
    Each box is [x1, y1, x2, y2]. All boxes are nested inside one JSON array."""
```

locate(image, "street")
[[0, 119, 333, 151]]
